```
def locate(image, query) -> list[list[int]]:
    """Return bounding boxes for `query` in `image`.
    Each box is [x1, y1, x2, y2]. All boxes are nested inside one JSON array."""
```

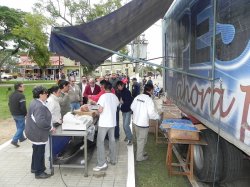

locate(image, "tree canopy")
[[33, 0, 124, 26], [33, 0, 128, 75], [0, 0, 130, 78], [0, 5, 51, 80]]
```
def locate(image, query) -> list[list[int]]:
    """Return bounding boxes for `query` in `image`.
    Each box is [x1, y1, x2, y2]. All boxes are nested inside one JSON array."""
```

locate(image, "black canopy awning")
[[49, 0, 173, 66]]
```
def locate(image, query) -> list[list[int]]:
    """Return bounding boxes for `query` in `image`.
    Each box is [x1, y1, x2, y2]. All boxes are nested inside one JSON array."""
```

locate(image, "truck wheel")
[[220, 139, 246, 182], [194, 130, 223, 182], [220, 178, 250, 187]]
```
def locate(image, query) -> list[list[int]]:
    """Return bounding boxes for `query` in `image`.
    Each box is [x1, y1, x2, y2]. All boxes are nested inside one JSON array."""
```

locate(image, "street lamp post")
[[131, 34, 148, 81]]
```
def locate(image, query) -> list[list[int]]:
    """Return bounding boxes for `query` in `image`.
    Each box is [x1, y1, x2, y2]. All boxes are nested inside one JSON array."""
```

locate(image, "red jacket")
[[83, 84, 101, 97], [88, 88, 115, 102]]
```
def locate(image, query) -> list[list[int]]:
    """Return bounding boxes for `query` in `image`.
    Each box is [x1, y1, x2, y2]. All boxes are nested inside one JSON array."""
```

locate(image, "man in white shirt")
[[131, 83, 160, 162], [93, 82, 119, 172], [78, 76, 88, 104]]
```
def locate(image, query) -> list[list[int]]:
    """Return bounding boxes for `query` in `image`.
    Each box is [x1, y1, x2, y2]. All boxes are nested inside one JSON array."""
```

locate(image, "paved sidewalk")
[[0, 126, 135, 187]]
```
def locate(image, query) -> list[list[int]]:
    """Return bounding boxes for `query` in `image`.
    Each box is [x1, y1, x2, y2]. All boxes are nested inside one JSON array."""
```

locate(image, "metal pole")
[[54, 30, 216, 81], [211, 1, 218, 186], [210, 0, 217, 116], [59, 55, 61, 79]]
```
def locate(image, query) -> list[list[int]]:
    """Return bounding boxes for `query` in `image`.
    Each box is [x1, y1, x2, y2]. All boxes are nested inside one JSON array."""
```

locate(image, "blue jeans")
[[122, 111, 132, 140], [12, 115, 25, 143], [70, 102, 81, 111]]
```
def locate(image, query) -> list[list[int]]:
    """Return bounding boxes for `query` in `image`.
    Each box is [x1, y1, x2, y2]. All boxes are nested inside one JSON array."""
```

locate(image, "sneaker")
[[19, 137, 27, 142], [93, 163, 108, 171], [106, 157, 116, 165], [127, 140, 133, 146], [136, 155, 149, 162], [143, 152, 148, 157], [11, 141, 20, 147]]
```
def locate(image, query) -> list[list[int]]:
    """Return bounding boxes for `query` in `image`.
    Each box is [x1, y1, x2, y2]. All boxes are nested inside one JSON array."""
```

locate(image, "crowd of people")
[[8, 73, 161, 178]]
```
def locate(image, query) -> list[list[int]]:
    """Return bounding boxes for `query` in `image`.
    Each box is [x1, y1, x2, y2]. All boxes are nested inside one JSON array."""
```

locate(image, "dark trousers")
[[115, 107, 120, 139], [31, 144, 46, 176], [82, 97, 88, 104]]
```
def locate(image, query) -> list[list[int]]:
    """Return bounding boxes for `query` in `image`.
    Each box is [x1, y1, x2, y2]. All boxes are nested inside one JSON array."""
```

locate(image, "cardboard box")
[[195, 123, 207, 131], [168, 128, 199, 140], [161, 123, 200, 141], [73, 109, 97, 117], [163, 111, 182, 119]]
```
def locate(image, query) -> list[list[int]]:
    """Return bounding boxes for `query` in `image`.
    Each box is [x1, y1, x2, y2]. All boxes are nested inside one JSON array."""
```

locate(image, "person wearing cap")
[[25, 86, 54, 179], [131, 77, 140, 98]]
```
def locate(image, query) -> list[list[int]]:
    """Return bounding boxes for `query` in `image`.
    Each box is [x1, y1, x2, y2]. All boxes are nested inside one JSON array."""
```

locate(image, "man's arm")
[[98, 105, 103, 113]]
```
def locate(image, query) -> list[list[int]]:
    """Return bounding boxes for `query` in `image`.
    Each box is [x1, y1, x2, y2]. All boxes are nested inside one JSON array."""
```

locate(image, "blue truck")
[[162, 0, 250, 184]]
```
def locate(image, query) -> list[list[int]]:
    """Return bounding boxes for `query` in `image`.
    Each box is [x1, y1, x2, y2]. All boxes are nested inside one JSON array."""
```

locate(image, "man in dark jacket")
[[109, 73, 121, 139], [116, 81, 134, 145], [8, 83, 27, 147], [131, 78, 140, 98]]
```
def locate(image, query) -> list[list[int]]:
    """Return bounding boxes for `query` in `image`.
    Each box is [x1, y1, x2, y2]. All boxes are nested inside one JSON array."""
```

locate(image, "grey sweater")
[[25, 99, 52, 143], [59, 92, 71, 116], [68, 84, 82, 103]]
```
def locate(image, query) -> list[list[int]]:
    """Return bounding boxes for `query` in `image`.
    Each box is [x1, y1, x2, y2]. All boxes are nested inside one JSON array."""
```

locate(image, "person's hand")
[[120, 98, 124, 104], [80, 104, 89, 112], [90, 100, 97, 105], [50, 127, 56, 134]]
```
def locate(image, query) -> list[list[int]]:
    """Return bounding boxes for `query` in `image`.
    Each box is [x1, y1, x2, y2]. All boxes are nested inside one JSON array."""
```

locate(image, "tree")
[[81, 64, 96, 76], [0, 6, 51, 81], [156, 66, 162, 76], [12, 13, 51, 77], [116, 46, 129, 62], [89, 0, 122, 21], [33, 0, 126, 75], [0, 6, 26, 81], [34, 0, 124, 26]]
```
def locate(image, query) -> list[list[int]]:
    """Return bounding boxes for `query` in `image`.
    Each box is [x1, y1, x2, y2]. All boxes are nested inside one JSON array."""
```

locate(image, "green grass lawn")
[[135, 133, 190, 187], [0, 79, 55, 84], [0, 82, 56, 120]]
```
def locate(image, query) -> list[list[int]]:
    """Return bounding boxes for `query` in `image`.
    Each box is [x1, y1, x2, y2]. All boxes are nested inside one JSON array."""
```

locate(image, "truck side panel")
[[163, 0, 250, 155]]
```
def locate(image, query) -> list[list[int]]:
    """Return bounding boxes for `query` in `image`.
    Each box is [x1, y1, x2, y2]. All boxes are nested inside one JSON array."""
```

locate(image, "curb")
[[0, 139, 11, 151]]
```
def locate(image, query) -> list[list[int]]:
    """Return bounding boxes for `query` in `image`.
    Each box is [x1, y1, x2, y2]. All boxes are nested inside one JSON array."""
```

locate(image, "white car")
[[1, 73, 13, 79]]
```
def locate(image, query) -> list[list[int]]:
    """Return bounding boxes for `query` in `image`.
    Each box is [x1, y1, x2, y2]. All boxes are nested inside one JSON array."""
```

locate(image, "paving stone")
[[0, 112, 134, 187]]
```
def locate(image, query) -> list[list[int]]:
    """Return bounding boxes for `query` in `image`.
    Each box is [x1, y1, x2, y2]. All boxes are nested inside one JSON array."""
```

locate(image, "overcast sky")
[[0, 0, 163, 64]]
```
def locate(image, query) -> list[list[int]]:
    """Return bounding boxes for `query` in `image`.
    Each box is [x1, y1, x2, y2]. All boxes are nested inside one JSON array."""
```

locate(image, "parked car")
[[1, 73, 13, 80]]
